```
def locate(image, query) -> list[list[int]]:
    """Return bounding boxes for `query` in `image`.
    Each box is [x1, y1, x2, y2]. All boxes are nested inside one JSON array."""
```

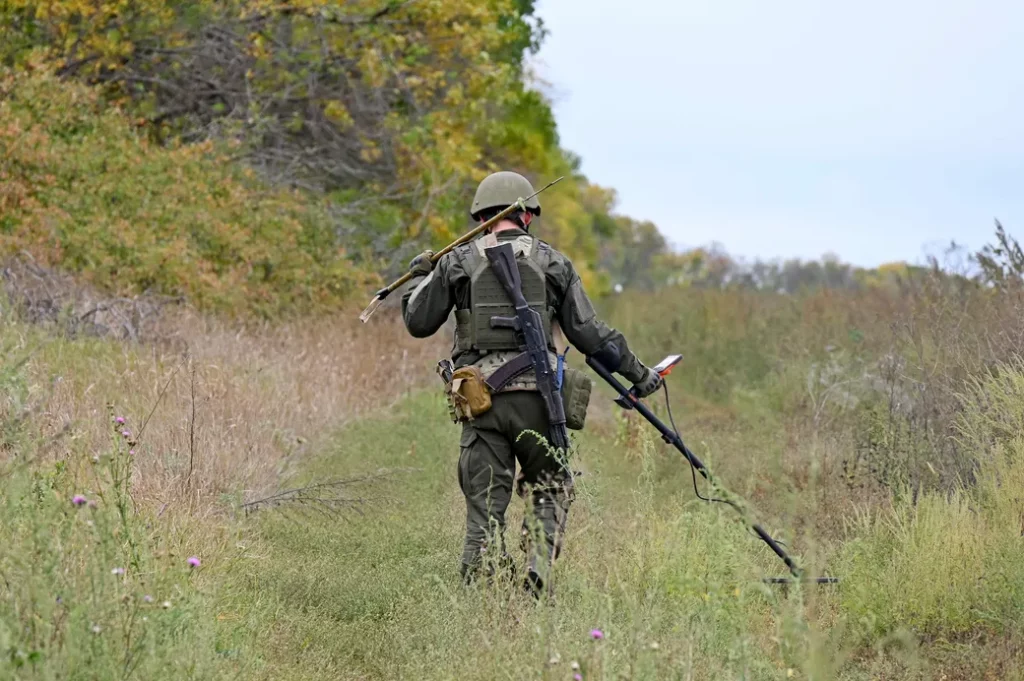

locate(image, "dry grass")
[[9, 307, 443, 516]]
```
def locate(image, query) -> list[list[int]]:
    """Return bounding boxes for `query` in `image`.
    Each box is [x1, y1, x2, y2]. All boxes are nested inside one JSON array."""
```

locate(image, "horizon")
[[532, 0, 1024, 268]]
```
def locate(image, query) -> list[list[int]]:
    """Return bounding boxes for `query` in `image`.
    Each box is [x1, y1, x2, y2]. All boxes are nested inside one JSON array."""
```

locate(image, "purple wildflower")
[[590, 629, 604, 640], [111, 567, 125, 576], [187, 556, 201, 568], [129, 449, 136, 456], [115, 416, 126, 425], [574, 675, 583, 681], [121, 430, 131, 438], [72, 495, 87, 507], [143, 595, 153, 603]]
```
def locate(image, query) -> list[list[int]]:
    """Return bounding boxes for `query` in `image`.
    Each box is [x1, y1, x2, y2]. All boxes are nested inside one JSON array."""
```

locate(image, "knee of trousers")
[[524, 490, 572, 560]]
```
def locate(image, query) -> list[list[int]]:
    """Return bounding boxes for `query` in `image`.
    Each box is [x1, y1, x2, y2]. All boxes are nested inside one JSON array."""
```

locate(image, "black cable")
[[661, 381, 740, 511]]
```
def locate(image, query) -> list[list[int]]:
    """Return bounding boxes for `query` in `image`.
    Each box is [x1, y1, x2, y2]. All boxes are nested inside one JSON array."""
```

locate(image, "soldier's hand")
[[632, 366, 663, 398], [408, 250, 435, 277]]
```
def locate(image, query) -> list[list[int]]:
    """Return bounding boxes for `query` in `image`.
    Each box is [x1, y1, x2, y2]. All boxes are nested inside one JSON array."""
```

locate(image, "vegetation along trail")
[[2, 1, 1023, 679]]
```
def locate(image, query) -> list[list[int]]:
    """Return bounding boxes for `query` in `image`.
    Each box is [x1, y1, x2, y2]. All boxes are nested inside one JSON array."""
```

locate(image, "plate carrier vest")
[[453, 234, 554, 354]]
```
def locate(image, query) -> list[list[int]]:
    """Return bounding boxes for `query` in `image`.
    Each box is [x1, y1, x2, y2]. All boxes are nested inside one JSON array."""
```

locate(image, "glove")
[[632, 366, 663, 398], [408, 250, 435, 277]]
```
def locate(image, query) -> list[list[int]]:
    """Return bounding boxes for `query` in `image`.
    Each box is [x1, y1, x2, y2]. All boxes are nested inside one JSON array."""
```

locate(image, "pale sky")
[[532, 0, 1024, 267]]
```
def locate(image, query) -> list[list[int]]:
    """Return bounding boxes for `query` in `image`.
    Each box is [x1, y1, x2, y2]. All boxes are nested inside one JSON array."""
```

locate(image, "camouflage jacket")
[[401, 228, 647, 386]]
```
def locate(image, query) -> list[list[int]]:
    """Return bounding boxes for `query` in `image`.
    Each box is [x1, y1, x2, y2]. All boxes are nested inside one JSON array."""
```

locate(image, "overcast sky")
[[532, 0, 1024, 267]]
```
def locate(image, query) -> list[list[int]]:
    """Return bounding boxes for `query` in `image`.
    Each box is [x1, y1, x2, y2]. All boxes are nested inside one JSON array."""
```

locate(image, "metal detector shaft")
[[586, 356, 802, 579]]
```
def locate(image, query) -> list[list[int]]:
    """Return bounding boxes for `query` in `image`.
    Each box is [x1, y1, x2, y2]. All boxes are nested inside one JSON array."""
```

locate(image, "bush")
[[0, 67, 371, 317], [837, 363, 1024, 640]]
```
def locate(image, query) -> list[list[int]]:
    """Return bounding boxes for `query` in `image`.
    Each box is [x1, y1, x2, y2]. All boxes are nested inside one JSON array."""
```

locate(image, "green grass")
[[5, 288, 1024, 679], [0, 418, 220, 679], [209, 379, 1024, 680], [205, 394, 834, 679], [214, 392, 792, 679]]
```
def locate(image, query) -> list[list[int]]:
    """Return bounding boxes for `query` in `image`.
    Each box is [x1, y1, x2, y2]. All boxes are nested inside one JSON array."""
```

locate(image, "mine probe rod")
[[587, 355, 838, 584], [359, 176, 565, 323]]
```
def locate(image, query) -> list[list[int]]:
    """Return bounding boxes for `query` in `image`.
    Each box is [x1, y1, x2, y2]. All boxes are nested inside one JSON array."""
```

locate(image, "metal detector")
[[587, 354, 837, 585]]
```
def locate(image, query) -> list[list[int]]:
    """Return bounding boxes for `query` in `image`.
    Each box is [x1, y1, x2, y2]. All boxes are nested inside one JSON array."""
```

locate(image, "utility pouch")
[[447, 366, 493, 422], [560, 366, 593, 430]]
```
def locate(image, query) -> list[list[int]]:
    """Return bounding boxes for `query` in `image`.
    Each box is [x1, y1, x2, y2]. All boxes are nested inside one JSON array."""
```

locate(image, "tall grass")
[[0, 302, 441, 677], [4, 260, 1024, 678]]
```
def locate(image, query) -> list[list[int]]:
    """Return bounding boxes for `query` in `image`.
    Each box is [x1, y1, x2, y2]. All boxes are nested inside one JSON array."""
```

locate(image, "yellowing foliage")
[[0, 67, 370, 316], [0, 0, 661, 308]]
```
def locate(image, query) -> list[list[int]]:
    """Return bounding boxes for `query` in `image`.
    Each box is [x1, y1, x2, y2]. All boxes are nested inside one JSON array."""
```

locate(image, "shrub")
[[0, 66, 371, 317]]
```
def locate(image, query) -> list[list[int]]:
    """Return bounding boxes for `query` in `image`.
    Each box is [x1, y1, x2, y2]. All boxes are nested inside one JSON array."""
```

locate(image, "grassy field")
[[4, 276, 1024, 679], [209, 387, 1023, 680]]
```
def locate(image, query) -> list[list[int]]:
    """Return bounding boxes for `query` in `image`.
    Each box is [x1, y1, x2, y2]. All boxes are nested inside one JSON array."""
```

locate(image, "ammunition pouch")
[[445, 366, 492, 422], [560, 367, 592, 430]]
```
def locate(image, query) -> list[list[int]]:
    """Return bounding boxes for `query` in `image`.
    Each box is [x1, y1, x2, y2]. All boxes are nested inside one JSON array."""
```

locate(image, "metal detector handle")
[[614, 388, 640, 410], [613, 354, 683, 410]]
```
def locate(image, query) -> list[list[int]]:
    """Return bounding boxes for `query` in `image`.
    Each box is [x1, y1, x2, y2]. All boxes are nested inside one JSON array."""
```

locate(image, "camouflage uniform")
[[401, 226, 648, 583]]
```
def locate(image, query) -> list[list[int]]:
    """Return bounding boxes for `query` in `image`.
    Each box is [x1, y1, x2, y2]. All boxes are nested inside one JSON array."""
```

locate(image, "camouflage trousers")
[[457, 391, 574, 588]]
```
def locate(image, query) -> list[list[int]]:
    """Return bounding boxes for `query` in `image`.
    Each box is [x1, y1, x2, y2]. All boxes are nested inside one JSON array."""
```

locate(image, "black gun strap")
[[484, 352, 534, 393]]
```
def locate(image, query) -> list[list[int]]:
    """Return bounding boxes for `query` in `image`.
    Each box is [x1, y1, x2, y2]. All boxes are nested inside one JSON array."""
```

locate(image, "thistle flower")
[[115, 416, 125, 425], [574, 675, 583, 681], [129, 449, 136, 456], [88, 499, 98, 509], [143, 595, 153, 603], [589, 629, 604, 640], [111, 567, 125, 576], [72, 495, 87, 507], [121, 430, 131, 438], [187, 556, 201, 568]]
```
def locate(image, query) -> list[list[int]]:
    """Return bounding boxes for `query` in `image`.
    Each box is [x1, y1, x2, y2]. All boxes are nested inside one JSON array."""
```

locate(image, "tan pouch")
[[561, 366, 593, 430], [449, 366, 492, 421]]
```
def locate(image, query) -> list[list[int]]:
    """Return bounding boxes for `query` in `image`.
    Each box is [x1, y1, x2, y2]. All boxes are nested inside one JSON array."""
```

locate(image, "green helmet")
[[470, 171, 541, 219]]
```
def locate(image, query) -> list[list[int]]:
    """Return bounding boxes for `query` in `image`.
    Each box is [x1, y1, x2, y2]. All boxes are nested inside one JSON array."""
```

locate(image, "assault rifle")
[[486, 242, 571, 452], [359, 177, 564, 323]]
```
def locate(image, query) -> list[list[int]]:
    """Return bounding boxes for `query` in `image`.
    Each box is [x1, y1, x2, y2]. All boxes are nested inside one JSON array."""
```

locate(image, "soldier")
[[401, 171, 661, 594]]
